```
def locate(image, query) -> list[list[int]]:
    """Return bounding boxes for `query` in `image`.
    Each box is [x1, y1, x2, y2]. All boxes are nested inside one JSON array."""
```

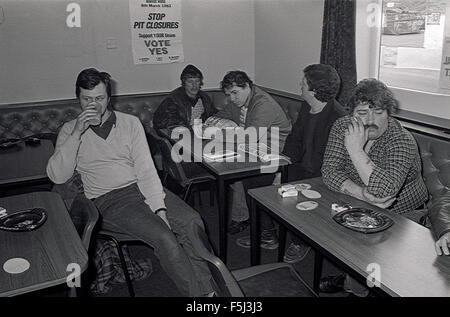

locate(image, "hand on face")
[[72, 105, 101, 136], [362, 187, 396, 209], [435, 232, 450, 256], [344, 116, 369, 154]]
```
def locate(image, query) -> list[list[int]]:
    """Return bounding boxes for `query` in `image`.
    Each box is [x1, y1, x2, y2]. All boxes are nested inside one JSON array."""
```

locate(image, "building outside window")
[[378, 0, 450, 95]]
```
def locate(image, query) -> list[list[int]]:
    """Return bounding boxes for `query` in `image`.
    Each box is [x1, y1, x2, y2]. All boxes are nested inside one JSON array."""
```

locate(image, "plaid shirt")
[[90, 239, 153, 295], [322, 115, 428, 214]]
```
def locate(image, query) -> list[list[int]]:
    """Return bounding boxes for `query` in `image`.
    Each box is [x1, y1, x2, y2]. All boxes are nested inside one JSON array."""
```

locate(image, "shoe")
[[346, 290, 375, 297], [319, 275, 345, 293], [283, 242, 311, 264], [228, 220, 249, 235], [236, 231, 279, 250]]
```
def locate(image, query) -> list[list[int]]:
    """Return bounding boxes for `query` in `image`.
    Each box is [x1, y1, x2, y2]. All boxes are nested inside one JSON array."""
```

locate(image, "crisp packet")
[[331, 203, 352, 216], [278, 185, 298, 197]]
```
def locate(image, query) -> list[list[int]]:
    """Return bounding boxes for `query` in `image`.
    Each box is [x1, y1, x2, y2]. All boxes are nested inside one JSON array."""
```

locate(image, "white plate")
[[301, 189, 322, 199], [3, 258, 30, 274], [296, 201, 319, 211]]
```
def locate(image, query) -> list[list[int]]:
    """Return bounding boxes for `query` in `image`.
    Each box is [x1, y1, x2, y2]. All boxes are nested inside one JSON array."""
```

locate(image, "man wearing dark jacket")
[[429, 196, 450, 255], [278, 64, 347, 262], [153, 64, 217, 131]]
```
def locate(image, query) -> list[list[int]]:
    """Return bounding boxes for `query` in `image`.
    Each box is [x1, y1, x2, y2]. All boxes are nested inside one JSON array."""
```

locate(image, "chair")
[[96, 230, 144, 297], [150, 127, 216, 205], [96, 188, 193, 297], [65, 194, 100, 297], [68, 194, 100, 250], [188, 221, 317, 297]]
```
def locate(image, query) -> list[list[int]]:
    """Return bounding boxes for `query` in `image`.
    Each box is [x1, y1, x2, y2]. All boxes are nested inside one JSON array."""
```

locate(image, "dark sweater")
[[282, 99, 346, 181]]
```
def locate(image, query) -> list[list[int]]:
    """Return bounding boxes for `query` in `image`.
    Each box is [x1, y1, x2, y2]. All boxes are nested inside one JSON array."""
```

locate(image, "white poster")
[[439, 37, 450, 90], [129, 0, 184, 65]]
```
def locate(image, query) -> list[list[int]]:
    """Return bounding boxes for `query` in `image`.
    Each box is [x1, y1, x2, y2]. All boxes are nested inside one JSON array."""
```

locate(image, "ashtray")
[[333, 208, 394, 233], [0, 208, 47, 232]]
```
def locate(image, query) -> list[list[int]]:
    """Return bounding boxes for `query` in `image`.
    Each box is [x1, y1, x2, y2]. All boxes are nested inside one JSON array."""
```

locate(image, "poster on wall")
[[439, 37, 450, 91], [129, 0, 184, 65]]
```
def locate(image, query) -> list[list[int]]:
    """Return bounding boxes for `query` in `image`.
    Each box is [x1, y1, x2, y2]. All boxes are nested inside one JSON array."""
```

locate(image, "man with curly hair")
[[319, 78, 428, 296], [234, 65, 347, 255], [278, 64, 347, 263]]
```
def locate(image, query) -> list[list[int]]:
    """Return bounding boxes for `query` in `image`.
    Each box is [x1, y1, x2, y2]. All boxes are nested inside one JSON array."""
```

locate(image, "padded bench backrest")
[[0, 88, 301, 140], [411, 131, 450, 206]]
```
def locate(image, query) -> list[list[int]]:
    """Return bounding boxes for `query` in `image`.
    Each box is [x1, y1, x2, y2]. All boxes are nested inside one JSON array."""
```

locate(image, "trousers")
[[93, 183, 212, 296]]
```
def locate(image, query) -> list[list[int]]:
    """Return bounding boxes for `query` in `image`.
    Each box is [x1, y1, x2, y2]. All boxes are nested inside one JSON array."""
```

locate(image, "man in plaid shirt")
[[319, 78, 428, 296], [322, 78, 427, 213]]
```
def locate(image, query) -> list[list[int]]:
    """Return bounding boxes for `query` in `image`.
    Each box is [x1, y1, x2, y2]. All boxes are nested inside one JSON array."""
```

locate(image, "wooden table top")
[[160, 128, 290, 177], [0, 139, 54, 186], [248, 177, 450, 297], [0, 192, 88, 296]]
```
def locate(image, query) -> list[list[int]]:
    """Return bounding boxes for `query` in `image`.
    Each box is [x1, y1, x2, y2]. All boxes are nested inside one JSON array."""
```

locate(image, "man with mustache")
[[319, 78, 428, 296]]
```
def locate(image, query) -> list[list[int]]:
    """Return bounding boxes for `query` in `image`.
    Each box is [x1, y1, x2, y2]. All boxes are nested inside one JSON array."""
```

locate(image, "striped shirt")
[[190, 98, 204, 126], [239, 106, 248, 128]]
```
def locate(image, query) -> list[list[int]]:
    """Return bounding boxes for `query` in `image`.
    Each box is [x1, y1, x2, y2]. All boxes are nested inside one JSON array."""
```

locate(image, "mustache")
[[364, 124, 378, 130]]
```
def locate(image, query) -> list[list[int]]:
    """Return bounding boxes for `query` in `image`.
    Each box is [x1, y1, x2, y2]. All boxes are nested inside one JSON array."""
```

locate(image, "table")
[[248, 177, 450, 297], [159, 129, 290, 262], [0, 139, 54, 187], [0, 192, 88, 296]]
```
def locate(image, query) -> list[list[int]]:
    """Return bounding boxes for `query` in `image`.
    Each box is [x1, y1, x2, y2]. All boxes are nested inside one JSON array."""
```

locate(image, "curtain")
[[320, 0, 357, 110]]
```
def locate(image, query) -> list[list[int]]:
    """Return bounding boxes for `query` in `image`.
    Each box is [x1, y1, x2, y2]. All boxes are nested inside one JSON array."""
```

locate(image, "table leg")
[[280, 164, 288, 183], [217, 177, 228, 263], [250, 198, 260, 266], [313, 250, 324, 295], [278, 225, 287, 262]]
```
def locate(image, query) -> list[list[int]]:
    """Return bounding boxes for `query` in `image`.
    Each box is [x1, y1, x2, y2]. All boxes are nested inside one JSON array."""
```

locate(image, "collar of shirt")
[[91, 110, 116, 140]]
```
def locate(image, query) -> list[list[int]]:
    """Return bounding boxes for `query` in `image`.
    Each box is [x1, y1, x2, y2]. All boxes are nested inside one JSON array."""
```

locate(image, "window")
[[378, 0, 450, 95]]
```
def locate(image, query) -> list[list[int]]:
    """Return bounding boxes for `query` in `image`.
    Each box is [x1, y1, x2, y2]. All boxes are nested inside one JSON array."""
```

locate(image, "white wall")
[[254, 0, 324, 95], [0, 0, 255, 105]]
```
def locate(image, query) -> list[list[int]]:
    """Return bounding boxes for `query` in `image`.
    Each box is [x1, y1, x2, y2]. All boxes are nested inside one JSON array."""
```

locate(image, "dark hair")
[[220, 70, 253, 91], [75, 68, 112, 99], [348, 78, 399, 115], [303, 64, 341, 102], [180, 64, 203, 86]]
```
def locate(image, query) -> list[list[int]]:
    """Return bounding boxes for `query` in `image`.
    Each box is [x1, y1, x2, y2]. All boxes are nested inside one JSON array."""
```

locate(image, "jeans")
[[93, 183, 212, 297], [242, 173, 278, 231], [229, 181, 250, 222]]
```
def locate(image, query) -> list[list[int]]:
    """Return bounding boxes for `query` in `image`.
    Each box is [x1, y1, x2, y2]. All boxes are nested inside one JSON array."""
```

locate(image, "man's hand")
[[344, 117, 368, 155], [362, 188, 396, 209], [435, 232, 450, 256], [71, 105, 99, 138], [157, 209, 172, 230]]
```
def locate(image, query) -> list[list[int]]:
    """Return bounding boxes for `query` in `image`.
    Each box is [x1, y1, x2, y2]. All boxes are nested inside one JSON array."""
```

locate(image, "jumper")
[[282, 99, 346, 181], [215, 86, 292, 151], [47, 111, 166, 212]]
